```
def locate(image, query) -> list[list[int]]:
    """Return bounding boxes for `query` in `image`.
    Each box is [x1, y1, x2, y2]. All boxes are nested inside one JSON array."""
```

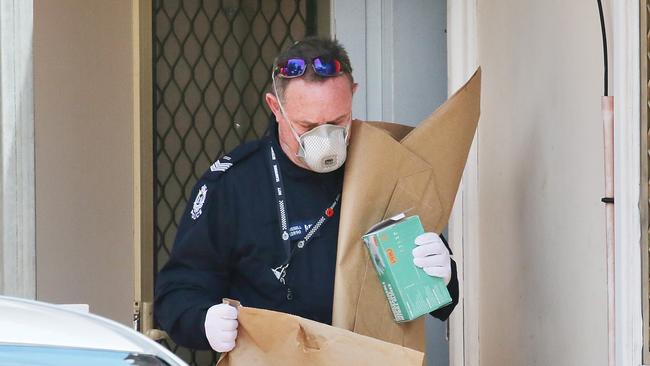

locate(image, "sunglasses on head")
[[273, 57, 349, 78]]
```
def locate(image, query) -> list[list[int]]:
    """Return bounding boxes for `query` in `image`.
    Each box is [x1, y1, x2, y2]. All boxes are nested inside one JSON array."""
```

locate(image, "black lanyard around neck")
[[266, 141, 340, 285]]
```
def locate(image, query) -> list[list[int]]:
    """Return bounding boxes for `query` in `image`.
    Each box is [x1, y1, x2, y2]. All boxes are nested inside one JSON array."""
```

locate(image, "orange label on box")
[[386, 248, 397, 264]]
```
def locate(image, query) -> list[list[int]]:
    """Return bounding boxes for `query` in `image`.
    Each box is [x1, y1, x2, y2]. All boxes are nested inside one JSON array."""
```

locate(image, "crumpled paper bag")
[[332, 68, 481, 351], [217, 305, 424, 366]]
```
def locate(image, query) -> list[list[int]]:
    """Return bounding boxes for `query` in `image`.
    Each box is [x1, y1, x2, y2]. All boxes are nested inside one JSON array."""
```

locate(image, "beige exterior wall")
[[477, 0, 610, 364], [34, 1, 134, 325]]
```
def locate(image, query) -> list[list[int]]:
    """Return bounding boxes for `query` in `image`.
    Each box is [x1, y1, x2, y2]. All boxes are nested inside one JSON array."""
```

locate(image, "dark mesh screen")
[[152, 0, 317, 363]]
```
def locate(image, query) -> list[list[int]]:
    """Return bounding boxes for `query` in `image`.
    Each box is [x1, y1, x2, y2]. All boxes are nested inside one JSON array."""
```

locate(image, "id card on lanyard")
[[266, 142, 340, 286]]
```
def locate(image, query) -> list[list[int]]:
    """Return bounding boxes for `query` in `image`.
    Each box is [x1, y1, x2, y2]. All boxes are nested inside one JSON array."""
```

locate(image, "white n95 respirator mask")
[[272, 72, 351, 173], [295, 123, 349, 173]]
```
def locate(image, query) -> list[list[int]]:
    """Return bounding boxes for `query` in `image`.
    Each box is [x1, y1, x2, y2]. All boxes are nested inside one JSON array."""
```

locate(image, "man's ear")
[[352, 82, 359, 94], [265, 92, 282, 122]]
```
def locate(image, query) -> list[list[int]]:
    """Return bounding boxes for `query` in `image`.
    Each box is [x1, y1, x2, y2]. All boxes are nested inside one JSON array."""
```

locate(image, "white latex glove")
[[412, 232, 452, 286], [204, 303, 239, 353]]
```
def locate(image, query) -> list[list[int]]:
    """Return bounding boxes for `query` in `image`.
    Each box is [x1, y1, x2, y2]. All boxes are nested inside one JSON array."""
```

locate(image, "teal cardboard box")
[[362, 213, 452, 322]]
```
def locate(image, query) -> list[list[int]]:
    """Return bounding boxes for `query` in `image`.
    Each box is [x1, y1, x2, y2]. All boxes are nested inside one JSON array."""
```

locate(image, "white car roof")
[[0, 296, 186, 365]]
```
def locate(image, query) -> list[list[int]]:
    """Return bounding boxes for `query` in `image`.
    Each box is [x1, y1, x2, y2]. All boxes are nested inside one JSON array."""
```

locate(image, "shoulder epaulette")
[[200, 139, 263, 182], [188, 139, 264, 221]]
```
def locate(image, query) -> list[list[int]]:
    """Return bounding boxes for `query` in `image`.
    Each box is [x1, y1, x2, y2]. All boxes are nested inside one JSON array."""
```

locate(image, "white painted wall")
[[476, 0, 610, 364], [34, 0, 135, 325]]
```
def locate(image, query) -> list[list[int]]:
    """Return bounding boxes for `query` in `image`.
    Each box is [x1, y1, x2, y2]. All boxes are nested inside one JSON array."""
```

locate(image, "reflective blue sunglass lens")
[[283, 59, 306, 77], [312, 58, 338, 76]]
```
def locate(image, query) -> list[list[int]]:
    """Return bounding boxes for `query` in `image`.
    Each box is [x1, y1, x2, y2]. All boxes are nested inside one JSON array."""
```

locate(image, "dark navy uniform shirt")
[[155, 119, 459, 350]]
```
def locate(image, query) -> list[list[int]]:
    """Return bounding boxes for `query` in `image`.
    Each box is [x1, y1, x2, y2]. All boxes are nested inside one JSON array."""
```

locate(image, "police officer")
[[154, 37, 459, 352]]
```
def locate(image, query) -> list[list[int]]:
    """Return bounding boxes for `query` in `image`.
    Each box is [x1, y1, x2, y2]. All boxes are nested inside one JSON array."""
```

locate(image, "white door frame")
[[330, 0, 395, 122], [613, 1, 642, 365], [447, 1, 479, 365], [0, 0, 36, 299]]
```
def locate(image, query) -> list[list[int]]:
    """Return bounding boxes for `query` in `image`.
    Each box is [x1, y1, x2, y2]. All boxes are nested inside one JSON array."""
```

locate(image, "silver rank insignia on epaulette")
[[210, 155, 233, 172], [191, 184, 208, 220]]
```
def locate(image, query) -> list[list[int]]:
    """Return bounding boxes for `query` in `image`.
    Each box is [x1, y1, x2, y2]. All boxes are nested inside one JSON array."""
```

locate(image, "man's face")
[[265, 76, 356, 170]]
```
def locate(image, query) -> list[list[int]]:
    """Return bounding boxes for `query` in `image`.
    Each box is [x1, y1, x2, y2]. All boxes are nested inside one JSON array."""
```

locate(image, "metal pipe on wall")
[[601, 95, 615, 366]]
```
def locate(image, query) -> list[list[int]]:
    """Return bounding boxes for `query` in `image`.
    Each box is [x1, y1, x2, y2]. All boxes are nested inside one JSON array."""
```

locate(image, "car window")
[[0, 344, 170, 366]]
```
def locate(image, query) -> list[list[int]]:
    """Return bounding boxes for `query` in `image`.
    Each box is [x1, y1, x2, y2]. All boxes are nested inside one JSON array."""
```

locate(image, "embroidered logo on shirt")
[[191, 185, 208, 220], [210, 156, 233, 172]]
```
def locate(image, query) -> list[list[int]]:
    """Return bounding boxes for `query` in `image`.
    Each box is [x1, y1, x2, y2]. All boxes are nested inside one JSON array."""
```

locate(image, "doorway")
[[333, 0, 450, 364], [151, 0, 324, 364], [146, 0, 452, 364]]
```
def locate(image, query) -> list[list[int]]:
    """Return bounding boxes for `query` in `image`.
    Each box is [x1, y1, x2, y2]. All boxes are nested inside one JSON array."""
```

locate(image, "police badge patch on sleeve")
[[191, 184, 208, 220]]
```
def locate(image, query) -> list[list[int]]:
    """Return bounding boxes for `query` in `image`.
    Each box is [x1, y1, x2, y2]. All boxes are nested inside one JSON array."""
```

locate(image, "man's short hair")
[[272, 36, 354, 100]]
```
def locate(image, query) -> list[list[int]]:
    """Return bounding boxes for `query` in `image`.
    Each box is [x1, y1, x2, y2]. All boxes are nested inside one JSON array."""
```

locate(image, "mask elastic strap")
[[272, 72, 304, 151], [344, 121, 351, 144]]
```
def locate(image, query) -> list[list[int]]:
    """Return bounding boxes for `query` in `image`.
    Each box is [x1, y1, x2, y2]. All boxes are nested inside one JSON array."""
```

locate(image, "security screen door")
[[152, 1, 323, 364]]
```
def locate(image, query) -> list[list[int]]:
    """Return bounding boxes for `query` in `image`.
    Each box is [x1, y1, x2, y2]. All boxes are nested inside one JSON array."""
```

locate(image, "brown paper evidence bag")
[[218, 68, 481, 366]]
